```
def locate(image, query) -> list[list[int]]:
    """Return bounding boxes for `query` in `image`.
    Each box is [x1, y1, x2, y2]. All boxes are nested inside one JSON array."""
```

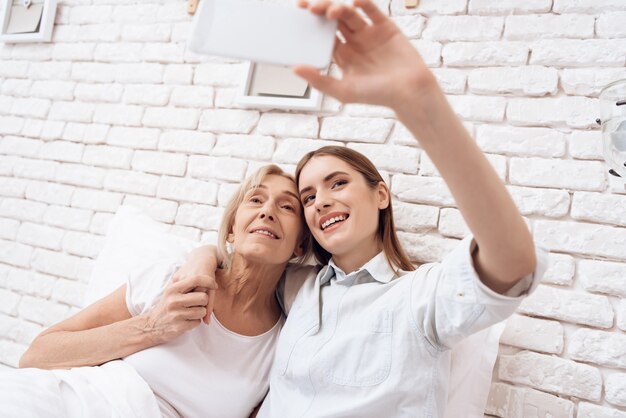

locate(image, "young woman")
[[4, 165, 309, 418], [182, 0, 547, 416]]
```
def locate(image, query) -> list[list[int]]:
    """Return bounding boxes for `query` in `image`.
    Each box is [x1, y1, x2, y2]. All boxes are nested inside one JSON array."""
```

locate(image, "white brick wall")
[[1, 1, 625, 415], [486, 382, 575, 418], [498, 350, 603, 401]]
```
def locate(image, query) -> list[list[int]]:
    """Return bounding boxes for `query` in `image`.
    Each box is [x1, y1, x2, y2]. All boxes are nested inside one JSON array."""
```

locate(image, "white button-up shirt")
[[258, 236, 547, 418]]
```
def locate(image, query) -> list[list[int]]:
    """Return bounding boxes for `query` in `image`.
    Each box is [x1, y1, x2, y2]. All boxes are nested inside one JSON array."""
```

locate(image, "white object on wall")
[[599, 79, 626, 184], [237, 62, 325, 111], [0, 0, 57, 43]]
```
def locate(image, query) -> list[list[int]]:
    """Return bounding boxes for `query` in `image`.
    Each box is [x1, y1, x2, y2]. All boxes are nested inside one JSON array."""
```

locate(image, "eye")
[[249, 196, 263, 204], [332, 179, 347, 189], [281, 204, 295, 212], [302, 194, 315, 205]]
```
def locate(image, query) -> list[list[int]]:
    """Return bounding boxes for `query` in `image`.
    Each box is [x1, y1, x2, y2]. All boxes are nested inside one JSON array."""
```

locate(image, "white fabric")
[[0, 205, 281, 418], [123, 258, 284, 418], [0, 361, 160, 418], [259, 236, 548, 418], [85, 205, 198, 306], [445, 322, 505, 418], [156, 392, 184, 418], [0, 206, 187, 418]]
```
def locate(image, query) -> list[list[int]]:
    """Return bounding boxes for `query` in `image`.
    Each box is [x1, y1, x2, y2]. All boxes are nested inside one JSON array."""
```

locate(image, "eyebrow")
[[298, 171, 349, 197], [254, 184, 301, 203]]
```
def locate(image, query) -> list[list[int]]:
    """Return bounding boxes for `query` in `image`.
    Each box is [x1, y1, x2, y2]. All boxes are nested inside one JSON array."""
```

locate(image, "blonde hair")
[[295, 146, 415, 272], [217, 164, 311, 269]]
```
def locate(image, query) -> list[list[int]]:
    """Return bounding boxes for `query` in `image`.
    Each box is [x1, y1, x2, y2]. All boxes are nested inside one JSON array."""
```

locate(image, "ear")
[[376, 181, 390, 210], [227, 232, 235, 243], [292, 237, 306, 258], [293, 246, 304, 258]]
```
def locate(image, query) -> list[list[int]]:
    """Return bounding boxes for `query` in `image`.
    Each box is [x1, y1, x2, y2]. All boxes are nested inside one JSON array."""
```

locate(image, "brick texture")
[[1, 3, 625, 416]]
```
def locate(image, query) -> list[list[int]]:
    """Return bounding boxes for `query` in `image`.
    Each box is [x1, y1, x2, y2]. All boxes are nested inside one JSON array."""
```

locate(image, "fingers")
[[293, 65, 349, 102], [332, 38, 356, 67], [353, 0, 387, 24], [182, 306, 207, 321], [327, 3, 367, 32], [180, 291, 210, 308], [167, 275, 217, 326], [302, 0, 386, 28], [172, 274, 218, 294], [337, 22, 355, 42], [307, 0, 332, 15], [190, 286, 215, 324]]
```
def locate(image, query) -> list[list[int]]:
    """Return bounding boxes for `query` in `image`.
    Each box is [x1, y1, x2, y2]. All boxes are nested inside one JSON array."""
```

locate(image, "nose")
[[314, 190, 332, 212], [259, 201, 276, 221], [259, 212, 274, 221]]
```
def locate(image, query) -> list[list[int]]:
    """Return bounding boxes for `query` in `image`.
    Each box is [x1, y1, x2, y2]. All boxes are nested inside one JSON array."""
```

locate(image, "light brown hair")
[[218, 164, 311, 269], [295, 146, 415, 272]]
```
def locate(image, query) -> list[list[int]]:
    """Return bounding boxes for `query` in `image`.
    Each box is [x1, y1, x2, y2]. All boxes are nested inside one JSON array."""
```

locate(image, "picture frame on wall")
[[0, 0, 57, 43], [237, 62, 326, 111]]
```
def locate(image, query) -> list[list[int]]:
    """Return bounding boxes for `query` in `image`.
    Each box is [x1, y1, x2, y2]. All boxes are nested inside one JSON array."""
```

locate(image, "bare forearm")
[[394, 81, 535, 288], [20, 315, 157, 370]]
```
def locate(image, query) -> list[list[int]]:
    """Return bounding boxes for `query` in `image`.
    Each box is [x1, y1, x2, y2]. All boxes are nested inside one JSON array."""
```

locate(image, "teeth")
[[253, 230, 275, 238], [321, 215, 346, 230]]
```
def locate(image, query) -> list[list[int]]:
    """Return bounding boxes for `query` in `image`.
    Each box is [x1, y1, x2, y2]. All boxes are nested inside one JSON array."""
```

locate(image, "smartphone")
[[188, 0, 338, 69]]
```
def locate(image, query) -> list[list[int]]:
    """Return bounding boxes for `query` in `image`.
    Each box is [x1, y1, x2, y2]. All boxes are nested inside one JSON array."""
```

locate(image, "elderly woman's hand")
[[293, 0, 437, 111], [171, 245, 221, 324], [143, 273, 218, 344]]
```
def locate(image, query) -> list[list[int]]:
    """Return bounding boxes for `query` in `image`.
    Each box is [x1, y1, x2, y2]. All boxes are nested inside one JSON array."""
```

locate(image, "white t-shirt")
[[0, 260, 282, 418], [123, 259, 284, 418]]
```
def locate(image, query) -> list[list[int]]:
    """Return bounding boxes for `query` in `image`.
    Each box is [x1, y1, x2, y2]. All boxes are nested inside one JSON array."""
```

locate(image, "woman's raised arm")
[[170, 245, 221, 324], [295, 0, 536, 293]]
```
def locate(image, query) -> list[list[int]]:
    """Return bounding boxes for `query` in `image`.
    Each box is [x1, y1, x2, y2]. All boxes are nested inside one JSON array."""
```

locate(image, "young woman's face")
[[229, 175, 304, 265], [298, 155, 388, 259]]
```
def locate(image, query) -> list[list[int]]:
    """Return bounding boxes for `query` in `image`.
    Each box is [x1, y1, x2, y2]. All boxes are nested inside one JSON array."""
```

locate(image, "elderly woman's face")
[[229, 175, 304, 265]]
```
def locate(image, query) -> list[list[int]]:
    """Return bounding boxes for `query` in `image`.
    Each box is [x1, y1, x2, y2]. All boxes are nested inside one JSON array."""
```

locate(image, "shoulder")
[[285, 263, 321, 294], [277, 263, 322, 315], [399, 262, 441, 283], [285, 263, 321, 281], [126, 258, 182, 316]]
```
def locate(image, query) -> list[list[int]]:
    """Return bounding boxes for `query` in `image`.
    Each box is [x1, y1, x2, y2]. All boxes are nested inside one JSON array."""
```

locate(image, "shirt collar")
[[320, 252, 396, 285]]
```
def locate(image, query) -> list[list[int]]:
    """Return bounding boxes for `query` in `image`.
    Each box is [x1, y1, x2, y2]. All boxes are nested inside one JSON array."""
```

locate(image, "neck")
[[332, 236, 383, 274], [215, 254, 285, 313]]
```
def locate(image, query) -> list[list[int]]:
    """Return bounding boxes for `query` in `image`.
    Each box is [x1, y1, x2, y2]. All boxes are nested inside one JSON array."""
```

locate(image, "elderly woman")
[[0, 165, 309, 418]]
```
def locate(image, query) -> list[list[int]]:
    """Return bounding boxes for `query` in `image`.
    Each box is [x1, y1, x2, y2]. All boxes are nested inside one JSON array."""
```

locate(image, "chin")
[[315, 231, 350, 252], [239, 248, 286, 265], [315, 240, 346, 258]]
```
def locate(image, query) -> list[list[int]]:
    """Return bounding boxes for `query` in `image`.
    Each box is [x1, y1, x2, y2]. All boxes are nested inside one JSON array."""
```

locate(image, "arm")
[[295, 0, 536, 294], [20, 285, 153, 369], [20, 274, 216, 370], [172, 245, 221, 323]]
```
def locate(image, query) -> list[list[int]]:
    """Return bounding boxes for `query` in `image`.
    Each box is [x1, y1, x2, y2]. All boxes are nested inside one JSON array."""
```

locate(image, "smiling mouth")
[[321, 214, 349, 231], [249, 228, 279, 239]]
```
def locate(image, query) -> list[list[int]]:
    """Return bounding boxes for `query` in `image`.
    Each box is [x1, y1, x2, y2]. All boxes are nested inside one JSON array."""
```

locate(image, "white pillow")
[[84, 206, 199, 306]]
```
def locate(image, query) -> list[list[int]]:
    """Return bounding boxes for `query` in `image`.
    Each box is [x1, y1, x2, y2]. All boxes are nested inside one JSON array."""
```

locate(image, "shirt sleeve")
[[410, 235, 548, 350], [125, 259, 182, 316]]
